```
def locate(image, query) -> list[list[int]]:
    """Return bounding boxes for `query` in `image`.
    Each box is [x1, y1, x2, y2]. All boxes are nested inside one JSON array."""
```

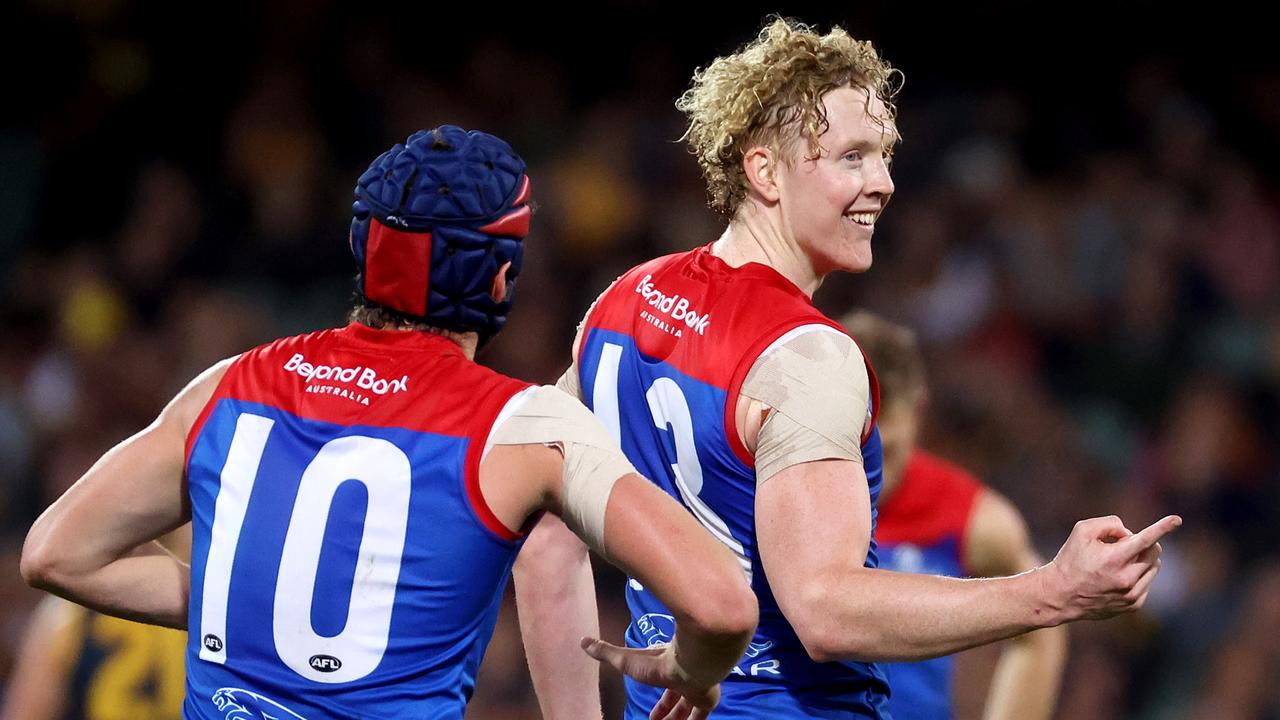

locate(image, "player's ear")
[[743, 145, 781, 203], [490, 260, 513, 303]]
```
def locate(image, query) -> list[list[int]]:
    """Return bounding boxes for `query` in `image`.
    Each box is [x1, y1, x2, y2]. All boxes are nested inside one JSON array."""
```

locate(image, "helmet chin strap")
[[489, 261, 513, 303]]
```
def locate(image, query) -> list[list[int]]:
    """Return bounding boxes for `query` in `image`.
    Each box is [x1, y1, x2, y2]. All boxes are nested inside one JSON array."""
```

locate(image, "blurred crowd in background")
[[1, 1, 1277, 718]]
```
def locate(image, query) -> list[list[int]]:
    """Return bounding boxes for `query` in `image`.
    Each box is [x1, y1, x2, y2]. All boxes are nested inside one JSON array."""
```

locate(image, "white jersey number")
[[198, 413, 411, 684], [594, 342, 751, 581]]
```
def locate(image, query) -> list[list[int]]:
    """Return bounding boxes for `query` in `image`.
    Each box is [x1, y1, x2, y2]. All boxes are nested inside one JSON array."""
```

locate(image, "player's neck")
[[429, 328, 478, 359], [712, 208, 823, 298], [362, 322, 479, 360], [454, 333, 479, 360], [424, 329, 480, 360]]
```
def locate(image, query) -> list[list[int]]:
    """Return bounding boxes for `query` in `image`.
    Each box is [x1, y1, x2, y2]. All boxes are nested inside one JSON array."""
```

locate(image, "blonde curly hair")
[[676, 17, 902, 218]]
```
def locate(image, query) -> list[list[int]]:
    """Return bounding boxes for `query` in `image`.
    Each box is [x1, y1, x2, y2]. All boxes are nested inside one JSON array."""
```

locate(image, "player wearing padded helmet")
[[348, 126, 533, 341], [22, 126, 757, 720]]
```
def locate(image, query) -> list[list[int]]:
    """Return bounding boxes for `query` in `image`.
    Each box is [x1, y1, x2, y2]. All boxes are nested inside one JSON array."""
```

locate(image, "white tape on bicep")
[[487, 386, 634, 555], [742, 327, 870, 485]]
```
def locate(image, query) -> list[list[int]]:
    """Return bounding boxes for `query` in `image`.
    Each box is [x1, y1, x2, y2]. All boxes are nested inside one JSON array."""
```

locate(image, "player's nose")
[[865, 158, 895, 198]]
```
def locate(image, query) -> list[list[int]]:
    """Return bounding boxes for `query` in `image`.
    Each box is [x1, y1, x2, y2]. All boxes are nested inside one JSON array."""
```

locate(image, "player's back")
[[183, 323, 529, 719], [577, 245, 890, 718], [876, 450, 985, 720]]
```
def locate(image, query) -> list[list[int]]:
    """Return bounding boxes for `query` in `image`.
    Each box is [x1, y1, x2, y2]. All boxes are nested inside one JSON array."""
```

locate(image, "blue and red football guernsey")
[[577, 245, 890, 719], [875, 450, 985, 720], [182, 323, 530, 719]]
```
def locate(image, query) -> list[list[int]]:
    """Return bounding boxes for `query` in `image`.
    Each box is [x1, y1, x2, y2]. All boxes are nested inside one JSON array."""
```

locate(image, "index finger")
[[1122, 515, 1182, 554], [650, 690, 680, 720]]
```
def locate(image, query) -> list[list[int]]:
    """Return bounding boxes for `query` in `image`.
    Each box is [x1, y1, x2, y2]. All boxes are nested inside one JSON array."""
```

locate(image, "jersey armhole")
[[574, 275, 624, 394], [863, 356, 882, 444], [183, 356, 249, 467], [464, 385, 538, 544]]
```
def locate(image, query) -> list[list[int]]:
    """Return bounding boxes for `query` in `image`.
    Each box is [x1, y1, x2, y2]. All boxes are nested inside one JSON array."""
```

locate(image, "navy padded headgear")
[[350, 125, 532, 340]]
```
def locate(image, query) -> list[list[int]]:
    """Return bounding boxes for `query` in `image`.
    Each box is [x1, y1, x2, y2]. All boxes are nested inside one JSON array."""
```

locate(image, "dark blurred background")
[[2, 1, 1278, 718]]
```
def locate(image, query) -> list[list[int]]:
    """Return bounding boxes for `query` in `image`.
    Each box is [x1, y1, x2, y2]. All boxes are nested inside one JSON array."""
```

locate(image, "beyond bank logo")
[[283, 354, 409, 396], [634, 274, 712, 335]]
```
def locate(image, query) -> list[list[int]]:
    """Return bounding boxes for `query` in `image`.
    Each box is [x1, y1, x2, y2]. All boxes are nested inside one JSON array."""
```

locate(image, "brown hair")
[[348, 302, 446, 335], [841, 310, 925, 407]]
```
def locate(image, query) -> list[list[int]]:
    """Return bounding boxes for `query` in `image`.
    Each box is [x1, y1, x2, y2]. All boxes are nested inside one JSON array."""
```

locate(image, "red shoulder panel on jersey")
[[582, 245, 874, 466], [875, 450, 984, 549], [185, 323, 532, 542]]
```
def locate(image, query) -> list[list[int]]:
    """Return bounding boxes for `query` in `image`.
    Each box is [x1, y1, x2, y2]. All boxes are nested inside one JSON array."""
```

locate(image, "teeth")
[[847, 212, 876, 226]]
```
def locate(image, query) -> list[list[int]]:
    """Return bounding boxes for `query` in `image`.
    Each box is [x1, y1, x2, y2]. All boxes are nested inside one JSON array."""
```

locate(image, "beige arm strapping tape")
[[487, 385, 635, 556], [741, 326, 872, 485], [554, 362, 581, 400]]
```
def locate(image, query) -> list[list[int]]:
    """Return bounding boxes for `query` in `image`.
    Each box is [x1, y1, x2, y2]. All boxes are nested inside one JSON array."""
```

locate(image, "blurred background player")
[[843, 310, 1067, 720], [518, 17, 1179, 720], [0, 598, 184, 720], [19, 126, 756, 719], [1, 530, 190, 720]]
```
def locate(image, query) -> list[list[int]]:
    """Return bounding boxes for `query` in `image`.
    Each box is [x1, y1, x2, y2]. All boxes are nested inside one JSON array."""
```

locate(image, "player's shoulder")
[[904, 450, 985, 498], [879, 451, 986, 546], [233, 326, 343, 365], [726, 263, 847, 354], [749, 322, 862, 392], [760, 320, 856, 355], [610, 248, 696, 286], [593, 249, 699, 309], [454, 353, 532, 395], [198, 328, 331, 395]]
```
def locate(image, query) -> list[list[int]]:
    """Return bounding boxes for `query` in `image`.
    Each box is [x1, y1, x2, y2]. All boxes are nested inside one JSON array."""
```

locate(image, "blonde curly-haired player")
[[515, 17, 1179, 719]]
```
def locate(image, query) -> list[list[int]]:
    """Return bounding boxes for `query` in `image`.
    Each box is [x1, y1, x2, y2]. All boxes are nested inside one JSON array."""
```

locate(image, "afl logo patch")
[[203, 634, 224, 652], [309, 654, 342, 673]]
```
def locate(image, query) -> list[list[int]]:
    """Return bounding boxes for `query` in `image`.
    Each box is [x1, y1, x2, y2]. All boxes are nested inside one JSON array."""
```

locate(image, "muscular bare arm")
[[513, 514, 602, 720], [756, 458, 1177, 663], [513, 300, 604, 719], [20, 359, 234, 629], [482, 388, 757, 719], [964, 491, 1067, 720]]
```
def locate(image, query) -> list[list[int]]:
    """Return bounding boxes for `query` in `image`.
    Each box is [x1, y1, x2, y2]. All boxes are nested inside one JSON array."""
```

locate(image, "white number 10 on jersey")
[[199, 412, 411, 684]]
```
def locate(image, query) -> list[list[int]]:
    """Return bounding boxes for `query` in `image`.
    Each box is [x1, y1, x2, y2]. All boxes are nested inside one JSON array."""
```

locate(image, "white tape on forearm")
[[742, 326, 870, 485], [488, 386, 634, 555]]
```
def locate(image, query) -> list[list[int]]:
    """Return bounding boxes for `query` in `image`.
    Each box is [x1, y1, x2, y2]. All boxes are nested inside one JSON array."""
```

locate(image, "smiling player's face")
[[773, 86, 896, 276]]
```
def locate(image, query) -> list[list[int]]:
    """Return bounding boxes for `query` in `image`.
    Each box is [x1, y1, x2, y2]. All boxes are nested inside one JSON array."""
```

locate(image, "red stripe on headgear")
[[513, 174, 531, 206], [477, 205, 531, 238], [364, 219, 431, 316]]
